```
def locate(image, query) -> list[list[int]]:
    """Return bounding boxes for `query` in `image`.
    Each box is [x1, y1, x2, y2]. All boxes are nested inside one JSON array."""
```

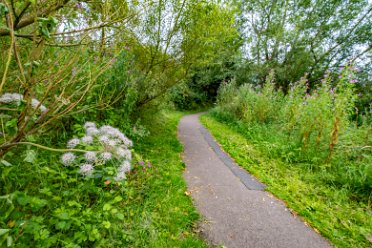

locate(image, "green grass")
[[131, 110, 207, 247], [0, 110, 206, 247], [200, 113, 372, 248]]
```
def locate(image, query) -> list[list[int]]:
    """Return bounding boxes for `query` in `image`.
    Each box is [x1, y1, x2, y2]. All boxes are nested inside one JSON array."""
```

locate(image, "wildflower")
[[31, 98, 47, 112], [39, 105, 47, 112], [100, 152, 112, 161], [67, 138, 80, 148], [81, 135, 93, 144], [100, 125, 114, 134], [116, 147, 131, 160], [122, 137, 133, 147], [330, 87, 336, 95], [79, 163, 94, 176], [84, 122, 96, 129], [114, 171, 126, 181], [61, 152, 76, 166], [86, 127, 99, 136], [108, 139, 117, 146], [118, 160, 131, 173], [84, 151, 96, 162], [349, 79, 358, 84], [147, 161, 152, 168], [139, 161, 145, 166], [0, 93, 23, 105], [99, 135, 110, 145], [99, 125, 133, 147]]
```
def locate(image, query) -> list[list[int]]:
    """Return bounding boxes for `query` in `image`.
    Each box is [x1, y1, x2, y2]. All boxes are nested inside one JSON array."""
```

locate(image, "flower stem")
[[0, 142, 91, 153]]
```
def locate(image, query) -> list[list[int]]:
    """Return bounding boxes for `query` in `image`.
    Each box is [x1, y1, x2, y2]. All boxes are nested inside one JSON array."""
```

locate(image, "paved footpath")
[[178, 113, 331, 248]]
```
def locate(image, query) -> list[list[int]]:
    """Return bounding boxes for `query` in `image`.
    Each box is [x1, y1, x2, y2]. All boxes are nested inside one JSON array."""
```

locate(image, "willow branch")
[[0, 1, 15, 94], [0, 0, 71, 36]]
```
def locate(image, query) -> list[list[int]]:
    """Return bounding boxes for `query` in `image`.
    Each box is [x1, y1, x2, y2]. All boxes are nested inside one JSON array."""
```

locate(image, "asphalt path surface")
[[178, 113, 331, 248]]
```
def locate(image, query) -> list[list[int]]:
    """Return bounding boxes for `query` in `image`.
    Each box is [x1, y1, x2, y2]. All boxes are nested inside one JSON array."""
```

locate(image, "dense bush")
[[213, 65, 371, 198]]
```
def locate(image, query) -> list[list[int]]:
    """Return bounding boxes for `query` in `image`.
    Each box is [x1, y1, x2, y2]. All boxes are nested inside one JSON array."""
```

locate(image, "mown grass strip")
[[200, 113, 371, 248]]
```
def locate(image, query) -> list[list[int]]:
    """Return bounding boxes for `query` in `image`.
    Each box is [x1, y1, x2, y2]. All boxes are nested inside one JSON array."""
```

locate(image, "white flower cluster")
[[0, 93, 47, 112], [61, 122, 133, 181]]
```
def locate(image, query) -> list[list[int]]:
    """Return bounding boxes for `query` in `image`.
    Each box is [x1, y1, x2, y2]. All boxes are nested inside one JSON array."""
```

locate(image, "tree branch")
[[0, 0, 71, 36]]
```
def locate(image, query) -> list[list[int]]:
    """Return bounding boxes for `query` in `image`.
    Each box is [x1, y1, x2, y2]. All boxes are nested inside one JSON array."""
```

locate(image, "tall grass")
[[213, 65, 371, 200]]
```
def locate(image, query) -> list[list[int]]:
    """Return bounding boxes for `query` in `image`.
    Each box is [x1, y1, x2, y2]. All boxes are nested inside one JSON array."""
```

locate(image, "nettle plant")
[[61, 122, 133, 182]]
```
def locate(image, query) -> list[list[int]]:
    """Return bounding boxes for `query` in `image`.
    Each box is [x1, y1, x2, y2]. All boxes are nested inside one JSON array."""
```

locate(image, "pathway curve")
[[178, 113, 331, 248]]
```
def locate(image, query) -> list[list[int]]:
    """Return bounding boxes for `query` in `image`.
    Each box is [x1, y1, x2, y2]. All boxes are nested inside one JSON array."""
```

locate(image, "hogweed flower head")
[[118, 160, 131, 173], [100, 152, 112, 161], [0, 93, 47, 112], [116, 147, 131, 160], [67, 138, 80, 148], [108, 139, 117, 146], [0, 93, 23, 105], [85, 151, 96, 162], [31, 98, 47, 112], [62, 122, 133, 182], [79, 163, 94, 176], [62, 152, 76, 166], [99, 135, 110, 145], [86, 127, 99, 136], [84, 122, 96, 129], [81, 135, 93, 144]]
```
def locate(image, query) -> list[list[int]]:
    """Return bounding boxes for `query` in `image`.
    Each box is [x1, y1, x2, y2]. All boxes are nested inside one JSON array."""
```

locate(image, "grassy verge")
[[0, 111, 206, 247], [132, 110, 207, 247], [200, 113, 371, 248]]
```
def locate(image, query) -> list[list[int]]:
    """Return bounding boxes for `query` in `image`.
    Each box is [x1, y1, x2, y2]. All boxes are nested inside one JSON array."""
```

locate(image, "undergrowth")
[[0, 111, 206, 247]]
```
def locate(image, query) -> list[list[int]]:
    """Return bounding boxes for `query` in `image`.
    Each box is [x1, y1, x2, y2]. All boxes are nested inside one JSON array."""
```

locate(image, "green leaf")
[[113, 196, 123, 203], [7, 235, 12, 247], [16, 195, 29, 206], [103, 203, 112, 211], [5, 119, 17, 129], [56, 212, 69, 220], [24, 150, 37, 163], [116, 213, 124, 220], [0, 229, 10, 247], [88, 228, 100, 241], [37, 16, 58, 38], [55, 221, 70, 230], [0, 229, 10, 236], [0, 4, 9, 17], [102, 221, 111, 229], [0, 160, 12, 166]]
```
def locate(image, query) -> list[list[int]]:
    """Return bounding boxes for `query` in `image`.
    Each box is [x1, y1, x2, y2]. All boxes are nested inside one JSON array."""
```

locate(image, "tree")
[[237, 0, 371, 91]]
